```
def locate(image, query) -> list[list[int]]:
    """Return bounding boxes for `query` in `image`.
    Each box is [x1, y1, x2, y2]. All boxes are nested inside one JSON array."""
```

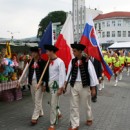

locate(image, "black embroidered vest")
[[70, 56, 90, 87], [28, 59, 48, 85]]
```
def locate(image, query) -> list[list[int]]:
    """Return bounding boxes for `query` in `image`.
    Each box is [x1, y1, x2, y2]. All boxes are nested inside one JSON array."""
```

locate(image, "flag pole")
[[35, 58, 50, 91], [63, 58, 77, 93], [18, 59, 32, 85]]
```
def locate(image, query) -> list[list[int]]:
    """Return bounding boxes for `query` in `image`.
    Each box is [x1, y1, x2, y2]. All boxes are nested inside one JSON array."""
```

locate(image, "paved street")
[[0, 71, 130, 130]]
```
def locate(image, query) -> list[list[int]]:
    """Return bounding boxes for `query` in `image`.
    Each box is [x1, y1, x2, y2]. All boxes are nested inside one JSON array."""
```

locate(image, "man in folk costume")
[[44, 45, 66, 130], [65, 43, 99, 130], [19, 47, 49, 125]]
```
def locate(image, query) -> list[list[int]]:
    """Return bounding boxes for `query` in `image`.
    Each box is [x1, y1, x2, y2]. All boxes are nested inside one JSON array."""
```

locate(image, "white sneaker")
[[119, 74, 122, 80], [114, 83, 117, 86], [114, 79, 118, 86], [98, 84, 102, 91], [102, 82, 105, 89], [127, 72, 129, 76]]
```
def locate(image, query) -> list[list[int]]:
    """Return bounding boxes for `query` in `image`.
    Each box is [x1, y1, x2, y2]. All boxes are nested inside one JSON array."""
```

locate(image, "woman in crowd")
[[119, 50, 126, 80], [125, 52, 130, 76], [106, 53, 113, 69], [113, 54, 121, 86]]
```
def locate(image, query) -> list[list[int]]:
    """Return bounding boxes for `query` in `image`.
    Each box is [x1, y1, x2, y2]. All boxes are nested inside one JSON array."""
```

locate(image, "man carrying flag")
[[18, 21, 53, 125], [44, 44, 66, 130], [27, 21, 52, 125], [65, 43, 99, 130], [18, 47, 49, 125], [80, 17, 113, 80]]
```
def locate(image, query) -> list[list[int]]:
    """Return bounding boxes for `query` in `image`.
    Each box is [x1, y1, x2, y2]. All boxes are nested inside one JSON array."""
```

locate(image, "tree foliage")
[[37, 11, 66, 37]]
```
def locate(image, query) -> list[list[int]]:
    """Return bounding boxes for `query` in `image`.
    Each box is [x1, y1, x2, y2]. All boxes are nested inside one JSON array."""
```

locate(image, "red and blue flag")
[[80, 18, 113, 80]]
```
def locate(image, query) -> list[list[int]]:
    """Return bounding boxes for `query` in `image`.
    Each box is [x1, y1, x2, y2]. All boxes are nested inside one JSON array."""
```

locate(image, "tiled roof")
[[94, 11, 130, 20]]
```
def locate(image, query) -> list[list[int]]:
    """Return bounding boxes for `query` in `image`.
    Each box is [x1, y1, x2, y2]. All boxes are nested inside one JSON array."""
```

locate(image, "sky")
[[0, 0, 130, 39]]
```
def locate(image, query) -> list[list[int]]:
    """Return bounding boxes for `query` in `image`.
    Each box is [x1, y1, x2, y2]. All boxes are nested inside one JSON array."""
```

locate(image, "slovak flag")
[[39, 22, 52, 60], [55, 14, 74, 69], [80, 17, 113, 80]]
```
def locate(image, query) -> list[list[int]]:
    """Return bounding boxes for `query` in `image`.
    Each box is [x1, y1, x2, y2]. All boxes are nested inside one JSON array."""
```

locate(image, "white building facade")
[[94, 12, 130, 46], [72, 0, 86, 41], [72, 0, 102, 41]]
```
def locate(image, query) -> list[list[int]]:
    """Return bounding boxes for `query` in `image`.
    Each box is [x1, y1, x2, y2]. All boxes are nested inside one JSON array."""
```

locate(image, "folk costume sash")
[[48, 80, 60, 125]]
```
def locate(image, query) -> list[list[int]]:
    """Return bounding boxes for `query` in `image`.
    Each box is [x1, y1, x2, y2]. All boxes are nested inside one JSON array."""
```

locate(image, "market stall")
[[0, 80, 18, 92], [0, 80, 22, 102], [0, 42, 38, 54], [0, 45, 27, 102]]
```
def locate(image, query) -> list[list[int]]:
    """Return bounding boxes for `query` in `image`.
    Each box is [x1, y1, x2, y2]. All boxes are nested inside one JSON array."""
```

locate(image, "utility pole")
[[7, 31, 20, 42]]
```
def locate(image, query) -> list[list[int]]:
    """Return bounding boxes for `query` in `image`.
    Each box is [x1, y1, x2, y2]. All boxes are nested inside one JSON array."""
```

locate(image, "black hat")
[[30, 47, 39, 53], [71, 42, 86, 51], [44, 44, 59, 52]]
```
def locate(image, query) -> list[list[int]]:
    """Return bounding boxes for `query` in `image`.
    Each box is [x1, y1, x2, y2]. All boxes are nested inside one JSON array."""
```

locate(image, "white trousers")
[[70, 82, 93, 128], [31, 79, 44, 120], [49, 81, 61, 125]]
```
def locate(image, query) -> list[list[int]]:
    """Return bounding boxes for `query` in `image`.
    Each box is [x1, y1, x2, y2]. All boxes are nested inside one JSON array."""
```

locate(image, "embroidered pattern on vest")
[[70, 57, 90, 87]]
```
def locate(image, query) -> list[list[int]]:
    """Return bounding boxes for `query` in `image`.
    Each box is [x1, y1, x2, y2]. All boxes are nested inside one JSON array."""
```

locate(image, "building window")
[[118, 20, 122, 26], [123, 19, 130, 26], [102, 32, 105, 38], [128, 31, 130, 37], [99, 23, 101, 30], [83, 24, 85, 29], [75, 10, 77, 17], [75, 17, 77, 21], [107, 31, 110, 37], [128, 20, 130, 26], [117, 31, 121, 37], [82, 15, 84, 20], [123, 31, 126, 37], [102, 22, 105, 28], [112, 21, 116, 26], [95, 23, 97, 30], [112, 31, 115, 37], [107, 21, 110, 27], [79, 12, 80, 17]]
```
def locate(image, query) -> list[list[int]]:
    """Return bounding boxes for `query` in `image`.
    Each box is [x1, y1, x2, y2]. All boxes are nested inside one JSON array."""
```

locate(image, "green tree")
[[37, 11, 67, 38]]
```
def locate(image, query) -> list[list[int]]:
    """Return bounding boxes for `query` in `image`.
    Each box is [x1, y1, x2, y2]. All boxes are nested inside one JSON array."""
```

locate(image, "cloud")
[[0, 0, 130, 39], [86, 0, 130, 13], [0, 0, 72, 39]]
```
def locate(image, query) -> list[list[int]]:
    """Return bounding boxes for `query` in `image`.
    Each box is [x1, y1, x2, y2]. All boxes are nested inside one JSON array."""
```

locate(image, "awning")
[[108, 42, 130, 49], [0, 43, 38, 47], [25, 43, 38, 47]]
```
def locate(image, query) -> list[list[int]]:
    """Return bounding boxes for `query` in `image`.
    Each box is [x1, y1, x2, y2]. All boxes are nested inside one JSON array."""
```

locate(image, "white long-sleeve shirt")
[[49, 58, 66, 88], [66, 59, 99, 87]]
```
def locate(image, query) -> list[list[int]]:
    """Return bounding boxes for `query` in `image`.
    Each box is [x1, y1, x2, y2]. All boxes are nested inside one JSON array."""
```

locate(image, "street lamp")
[[7, 31, 20, 41]]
